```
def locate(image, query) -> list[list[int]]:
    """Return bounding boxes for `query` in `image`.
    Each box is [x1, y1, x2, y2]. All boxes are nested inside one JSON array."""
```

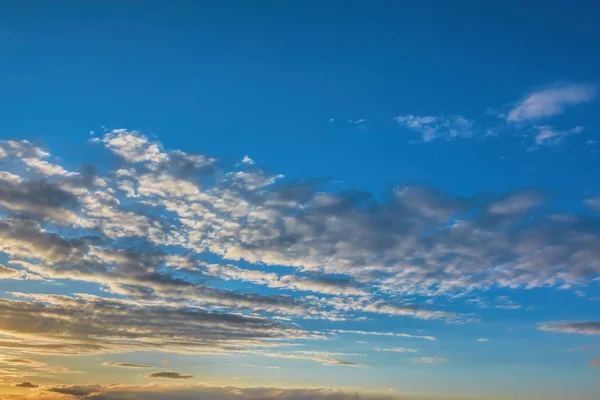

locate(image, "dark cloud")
[[145, 371, 194, 379], [0, 293, 306, 356], [48, 385, 102, 396], [102, 362, 155, 368], [0, 176, 82, 224], [15, 382, 38, 388], [539, 322, 600, 335], [45, 384, 401, 400]]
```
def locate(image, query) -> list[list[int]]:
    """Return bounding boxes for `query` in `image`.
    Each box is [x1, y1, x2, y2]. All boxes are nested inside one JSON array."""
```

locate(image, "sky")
[[0, 1, 599, 400]]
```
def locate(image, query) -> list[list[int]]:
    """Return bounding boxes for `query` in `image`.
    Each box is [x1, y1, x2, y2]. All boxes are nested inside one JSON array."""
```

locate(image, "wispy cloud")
[[538, 322, 600, 335], [529, 125, 584, 149], [507, 83, 596, 122], [330, 329, 436, 341], [414, 356, 448, 364]]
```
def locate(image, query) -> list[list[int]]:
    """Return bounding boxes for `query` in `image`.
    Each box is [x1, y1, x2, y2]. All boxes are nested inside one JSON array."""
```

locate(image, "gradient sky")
[[1, 1, 599, 400]]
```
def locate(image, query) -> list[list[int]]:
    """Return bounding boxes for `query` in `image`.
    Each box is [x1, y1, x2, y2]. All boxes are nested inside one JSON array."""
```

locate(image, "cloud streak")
[[145, 371, 194, 379], [538, 322, 600, 335]]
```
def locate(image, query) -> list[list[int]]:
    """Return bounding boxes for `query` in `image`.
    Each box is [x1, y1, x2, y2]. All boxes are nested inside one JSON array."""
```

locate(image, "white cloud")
[[477, 338, 489, 342], [507, 83, 596, 122], [101, 129, 168, 164], [22, 157, 72, 176], [242, 155, 255, 164]]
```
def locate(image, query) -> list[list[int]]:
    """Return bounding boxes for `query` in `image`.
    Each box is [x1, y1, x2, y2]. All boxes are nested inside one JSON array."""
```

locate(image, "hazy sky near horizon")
[[0, 1, 599, 400]]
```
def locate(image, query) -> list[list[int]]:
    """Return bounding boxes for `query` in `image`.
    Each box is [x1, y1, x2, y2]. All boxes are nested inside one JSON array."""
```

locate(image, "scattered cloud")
[[394, 115, 473, 142], [393, 82, 594, 148], [477, 338, 489, 342], [0, 129, 599, 385]]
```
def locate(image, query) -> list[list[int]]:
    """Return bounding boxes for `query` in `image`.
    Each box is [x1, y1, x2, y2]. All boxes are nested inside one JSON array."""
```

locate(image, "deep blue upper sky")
[[1, 1, 599, 196]]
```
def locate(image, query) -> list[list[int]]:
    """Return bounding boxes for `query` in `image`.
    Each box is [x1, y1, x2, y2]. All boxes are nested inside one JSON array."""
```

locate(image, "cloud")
[[22, 157, 72, 176], [1, 357, 46, 367], [477, 338, 489, 342], [507, 83, 596, 122], [532, 125, 584, 147], [49, 385, 103, 397], [414, 357, 448, 364], [0, 174, 88, 227], [330, 330, 436, 341], [585, 197, 600, 212], [102, 362, 155, 368], [261, 350, 365, 367], [374, 347, 419, 353], [0, 264, 20, 277], [589, 359, 600, 368], [538, 322, 600, 335], [394, 115, 473, 142], [15, 382, 38, 388], [1, 129, 600, 379], [100, 129, 168, 164], [487, 190, 545, 216], [0, 293, 310, 357], [206, 264, 366, 296], [145, 371, 194, 379], [42, 384, 404, 400]]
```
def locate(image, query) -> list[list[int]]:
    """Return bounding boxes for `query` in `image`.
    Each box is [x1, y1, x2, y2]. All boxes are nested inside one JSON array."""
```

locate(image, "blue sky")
[[0, 2, 599, 400]]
